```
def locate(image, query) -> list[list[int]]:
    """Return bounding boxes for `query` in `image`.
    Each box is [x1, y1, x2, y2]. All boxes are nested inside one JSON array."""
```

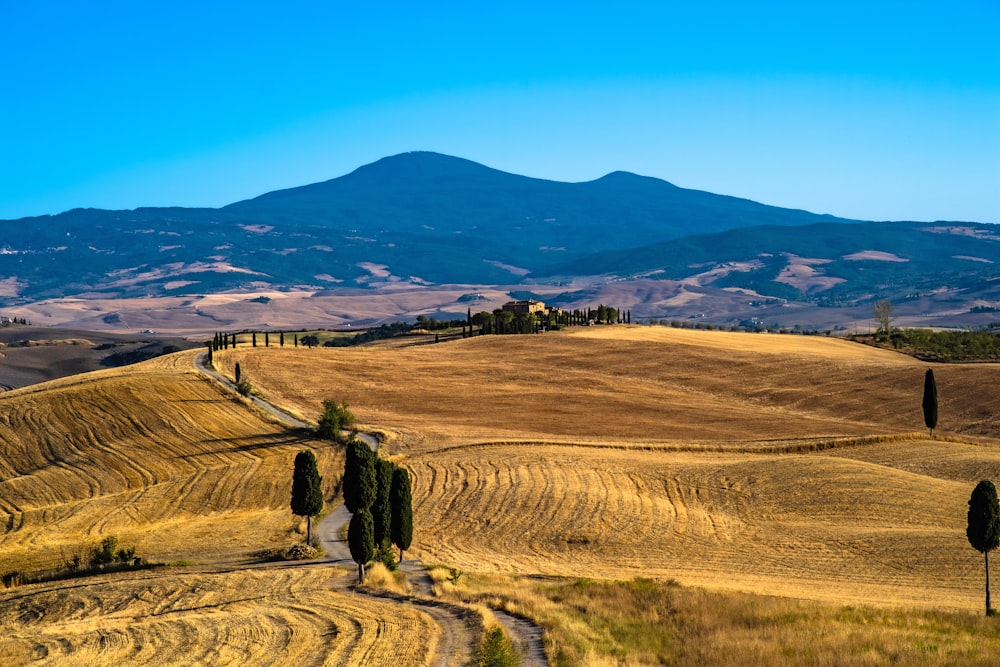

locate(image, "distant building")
[[502, 300, 548, 316]]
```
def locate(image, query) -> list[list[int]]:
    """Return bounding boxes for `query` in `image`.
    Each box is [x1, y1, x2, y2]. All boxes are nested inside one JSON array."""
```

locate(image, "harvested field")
[[405, 438, 1000, 610], [4, 325, 1000, 664], [0, 351, 342, 576], [221, 326, 1000, 611], [0, 567, 439, 666], [218, 326, 1000, 452]]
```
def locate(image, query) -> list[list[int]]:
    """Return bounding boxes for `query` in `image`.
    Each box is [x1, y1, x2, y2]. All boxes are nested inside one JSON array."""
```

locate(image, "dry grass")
[[436, 573, 1000, 666], [0, 350, 343, 576], [0, 567, 440, 666]]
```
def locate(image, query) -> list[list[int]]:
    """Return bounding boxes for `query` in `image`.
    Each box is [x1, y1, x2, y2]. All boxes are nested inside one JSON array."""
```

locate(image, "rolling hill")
[[2, 151, 999, 332], [0, 152, 855, 301], [3, 326, 1000, 663]]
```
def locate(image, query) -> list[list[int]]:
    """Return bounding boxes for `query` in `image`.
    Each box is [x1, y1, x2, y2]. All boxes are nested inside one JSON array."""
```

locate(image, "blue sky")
[[2, 1, 998, 222]]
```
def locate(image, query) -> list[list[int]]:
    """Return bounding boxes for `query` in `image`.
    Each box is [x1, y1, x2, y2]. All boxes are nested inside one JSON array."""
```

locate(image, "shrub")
[[236, 378, 253, 396], [317, 399, 356, 441], [90, 535, 138, 568], [474, 626, 521, 667], [285, 544, 320, 560]]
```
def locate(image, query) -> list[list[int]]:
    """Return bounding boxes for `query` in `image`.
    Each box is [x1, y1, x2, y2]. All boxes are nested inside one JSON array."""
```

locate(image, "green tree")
[[343, 439, 376, 514], [290, 450, 324, 545], [348, 507, 375, 583], [317, 399, 356, 441], [390, 466, 414, 563], [234, 362, 241, 384], [922, 368, 938, 437], [968, 480, 1000, 615], [252, 332, 257, 347], [372, 458, 395, 561]]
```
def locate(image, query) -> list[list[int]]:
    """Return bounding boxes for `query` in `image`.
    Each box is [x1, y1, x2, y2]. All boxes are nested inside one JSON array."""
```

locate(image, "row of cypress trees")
[[344, 439, 413, 583]]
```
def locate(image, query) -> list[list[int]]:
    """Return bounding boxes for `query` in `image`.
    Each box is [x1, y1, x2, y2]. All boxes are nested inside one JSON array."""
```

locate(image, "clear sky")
[[2, 1, 998, 222]]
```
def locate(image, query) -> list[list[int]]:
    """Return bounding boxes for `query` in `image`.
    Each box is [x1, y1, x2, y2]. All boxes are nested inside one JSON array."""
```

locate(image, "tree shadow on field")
[[174, 429, 323, 458]]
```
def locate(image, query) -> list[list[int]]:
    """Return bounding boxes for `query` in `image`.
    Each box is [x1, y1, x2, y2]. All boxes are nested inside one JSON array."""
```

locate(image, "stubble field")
[[219, 326, 1000, 611], [3, 324, 1000, 664]]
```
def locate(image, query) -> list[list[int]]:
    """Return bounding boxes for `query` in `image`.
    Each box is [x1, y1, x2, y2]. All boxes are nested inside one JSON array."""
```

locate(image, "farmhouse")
[[502, 299, 548, 316]]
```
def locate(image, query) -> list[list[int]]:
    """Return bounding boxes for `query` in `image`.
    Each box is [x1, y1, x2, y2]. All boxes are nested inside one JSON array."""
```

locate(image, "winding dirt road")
[[195, 351, 493, 666]]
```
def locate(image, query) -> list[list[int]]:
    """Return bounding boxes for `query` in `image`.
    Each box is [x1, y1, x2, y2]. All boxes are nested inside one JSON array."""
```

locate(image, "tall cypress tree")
[[343, 439, 376, 514], [348, 508, 375, 583], [280, 331, 285, 346], [290, 450, 324, 545], [968, 480, 1000, 615], [372, 458, 395, 556], [390, 466, 413, 563], [252, 332, 257, 347], [923, 368, 938, 437]]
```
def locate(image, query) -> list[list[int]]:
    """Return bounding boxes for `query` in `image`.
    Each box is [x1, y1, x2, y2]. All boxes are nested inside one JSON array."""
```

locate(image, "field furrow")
[[406, 441, 1000, 611], [0, 569, 437, 666]]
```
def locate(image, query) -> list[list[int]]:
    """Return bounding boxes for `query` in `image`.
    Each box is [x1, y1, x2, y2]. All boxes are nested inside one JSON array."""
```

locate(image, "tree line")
[[474, 304, 631, 335]]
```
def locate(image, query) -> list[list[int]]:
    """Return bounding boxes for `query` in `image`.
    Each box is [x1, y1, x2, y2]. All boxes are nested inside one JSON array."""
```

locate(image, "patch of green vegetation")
[[536, 577, 1000, 666], [854, 328, 1000, 362], [474, 626, 522, 667]]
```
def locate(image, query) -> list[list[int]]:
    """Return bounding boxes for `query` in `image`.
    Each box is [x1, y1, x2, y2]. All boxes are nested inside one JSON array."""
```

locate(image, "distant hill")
[[541, 220, 1000, 306], [0, 152, 855, 303], [1, 151, 999, 329]]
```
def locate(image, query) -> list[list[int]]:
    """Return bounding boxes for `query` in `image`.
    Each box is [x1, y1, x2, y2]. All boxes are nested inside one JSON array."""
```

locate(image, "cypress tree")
[[923, 368, 938, 437], [348, 508, 375, 583], [207, 342, 213, 364], [372, 458, 395, 555], [968, 480, 1000, 615], [290, 450, 324, 545], [234, 362, 241, 384], [294, 334, 298, 347], [252, 332, 257, 347], [343, 439, 376, 514], [280, 331, 285, 346], [231, 333, 237, 348], [265, 331, 270, 347], [390, 466, 413, 563]]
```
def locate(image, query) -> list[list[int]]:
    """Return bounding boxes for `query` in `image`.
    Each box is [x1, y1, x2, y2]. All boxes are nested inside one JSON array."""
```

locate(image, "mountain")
[[0, 152, 855, 304], [1, 151, 998, 331]]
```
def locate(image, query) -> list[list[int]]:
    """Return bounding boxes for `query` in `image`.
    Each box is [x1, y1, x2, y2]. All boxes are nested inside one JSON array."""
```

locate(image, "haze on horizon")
[[2, 1, 998, 224]]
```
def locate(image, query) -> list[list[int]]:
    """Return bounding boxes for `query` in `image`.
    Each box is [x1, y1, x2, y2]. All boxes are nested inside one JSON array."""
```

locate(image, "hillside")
[[0, 151, 855, 304], [218, 326, 1000, 610], [3, 327, 1000, 663]]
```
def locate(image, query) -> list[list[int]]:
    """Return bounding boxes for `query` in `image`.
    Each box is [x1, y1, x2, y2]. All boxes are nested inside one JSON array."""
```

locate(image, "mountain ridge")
[[0, 151, 997, 331]]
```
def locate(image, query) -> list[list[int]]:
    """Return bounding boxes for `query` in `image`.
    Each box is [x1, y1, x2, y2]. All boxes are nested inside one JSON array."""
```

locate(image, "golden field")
[[3, 324, 1000, 664], [0, 568, 440, 666], [218, 326, 1000, 612]]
